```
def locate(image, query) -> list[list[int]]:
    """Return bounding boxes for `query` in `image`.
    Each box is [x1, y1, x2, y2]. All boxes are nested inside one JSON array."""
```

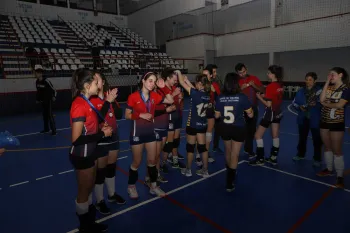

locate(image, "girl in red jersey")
[[317, 67, 349, 189], [90, 72, 126, 215], [144, 73, 175, 185], [125, 72, 174, 199], [69, 69, 112, 233], [249, 65, 284, 166]]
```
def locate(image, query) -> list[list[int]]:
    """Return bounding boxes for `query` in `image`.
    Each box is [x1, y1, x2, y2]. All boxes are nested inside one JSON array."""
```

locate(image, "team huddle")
[[68, 64, 349, 233]]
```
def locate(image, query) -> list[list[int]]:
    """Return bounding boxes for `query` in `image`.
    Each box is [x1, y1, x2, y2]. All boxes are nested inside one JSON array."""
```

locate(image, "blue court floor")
[[0, 100, 350, 233]]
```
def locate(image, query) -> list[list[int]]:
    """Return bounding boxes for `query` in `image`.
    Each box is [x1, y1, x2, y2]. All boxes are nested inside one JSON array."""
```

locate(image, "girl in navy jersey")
[[69, 69, 112, 233], [125, 72, 174, 199], [90, 72, 126, 215], [177, 70, 211, 177], [215, 73, 253, 191], [317, 67, 349, 188], [250, 65, 284, 166]]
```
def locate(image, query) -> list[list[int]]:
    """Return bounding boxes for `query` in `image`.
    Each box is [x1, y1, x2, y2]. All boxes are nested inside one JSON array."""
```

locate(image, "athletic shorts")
[[217, 124, 246, 142], [260, 110, 283, 128], [69, 153, 97, 170], [130, 133, 157, 145], [319, 121, 345, 132], [186, 126, 207, 135], [155, 129, 168, 141], [206, 104, 215, 119]]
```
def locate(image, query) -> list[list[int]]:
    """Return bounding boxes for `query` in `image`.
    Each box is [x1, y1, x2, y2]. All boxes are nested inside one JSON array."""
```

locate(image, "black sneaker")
[[96, 200, 111, 215], [92, 222, 108, 233], [177, 153, 185, 160], [160, 163, 169, 174], [108, 193, 126, 205], [266, 156, 277, 165], [157, 175, 168, 183], [226, 183, 235, 192], [335, 177, 345, 189], [249, 159, 265, 166]]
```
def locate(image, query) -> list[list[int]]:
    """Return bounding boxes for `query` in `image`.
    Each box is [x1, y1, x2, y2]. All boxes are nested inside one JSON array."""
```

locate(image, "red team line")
[[67, 64, 349, 233]]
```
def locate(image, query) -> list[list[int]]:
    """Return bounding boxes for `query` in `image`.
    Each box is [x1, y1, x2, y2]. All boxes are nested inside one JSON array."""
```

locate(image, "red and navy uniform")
[[127, 91, 164, 145], [238, 75, 263, 106], [90, 95, 120, 156], [207, 81, 221, 119], [260, 82, 284, 128], [69, 96, 103, 170], [154, 88, 169, 141], [186, 88, 210, 135], [215, 93, 252, 142], [172, 85, 183, 130]]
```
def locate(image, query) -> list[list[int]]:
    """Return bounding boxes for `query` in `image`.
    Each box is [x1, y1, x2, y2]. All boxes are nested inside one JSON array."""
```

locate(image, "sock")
[[256, 139, 264, 148], [88, 193, 92, 205], [334, 155, 344, 177], [105, 177, 115, 197], [324, 151, 334, 171], [75, 200, 89, 215], [273, 138, 280, 147], [226, 168, 236, 186], [94, 184, 104, 203]]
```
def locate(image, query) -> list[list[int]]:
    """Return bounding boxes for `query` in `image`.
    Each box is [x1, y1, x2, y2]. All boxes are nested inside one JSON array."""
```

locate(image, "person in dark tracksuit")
[[35, 64, 57, 135], [292, 72, 323, 166]]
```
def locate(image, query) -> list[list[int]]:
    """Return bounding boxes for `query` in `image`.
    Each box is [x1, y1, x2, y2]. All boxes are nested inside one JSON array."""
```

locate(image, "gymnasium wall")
[[0, 0, 127, 27], [163, 0, 350, 82], [127, 0, 207, 44]]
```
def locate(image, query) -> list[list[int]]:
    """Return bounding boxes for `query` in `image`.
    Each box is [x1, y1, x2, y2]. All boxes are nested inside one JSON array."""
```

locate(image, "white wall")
[[0, 0, 127, 27], [127, 0, 206, 44]]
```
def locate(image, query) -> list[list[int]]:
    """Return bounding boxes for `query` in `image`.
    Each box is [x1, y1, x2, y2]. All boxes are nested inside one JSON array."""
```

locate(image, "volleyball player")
[[69, 69, 112, 232], [125, 72, 174, 199], [215, 72, 254, 191], [177, 70, 211, 177], [144, 73, 175, 186], [292, 72, 322, 166], [317, 67, 349, 189], [90, 72, 126, 215], [249, 65, 284, 166], [236, 63, 264, 159]]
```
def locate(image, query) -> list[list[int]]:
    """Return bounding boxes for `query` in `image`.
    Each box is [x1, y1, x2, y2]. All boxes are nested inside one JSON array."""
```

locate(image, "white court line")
[[259, 165, 350, 192], [58, 170, 74, 175], [9, 181, 29, 187], [66, 160, 246, 233], [36, 175, 53, 181]]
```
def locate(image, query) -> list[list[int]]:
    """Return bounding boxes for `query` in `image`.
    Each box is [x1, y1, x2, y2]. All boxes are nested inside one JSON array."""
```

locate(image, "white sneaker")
[[181, 168, 192, 177], [150, 186, 166, 197], [196, 168, 209, 177], [127, 185, 138, 199]]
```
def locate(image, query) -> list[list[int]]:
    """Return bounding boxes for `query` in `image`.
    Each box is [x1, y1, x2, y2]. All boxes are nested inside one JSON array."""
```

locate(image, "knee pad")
[[206, 132, 212, 143], [105, 163, 116, 178], [95, 168, 106, 185], [197, 144, 207, 154], [128, 166, 138, 185], [163, 141, 173, 153], [173, 138, 180, 149], [147, 165, 158, 182], [186, 143, 195, 153]]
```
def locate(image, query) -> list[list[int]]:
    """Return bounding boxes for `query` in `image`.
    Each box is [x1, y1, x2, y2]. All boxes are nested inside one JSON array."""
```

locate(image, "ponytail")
[[195, 74, 211, 94], [71, 68, 95, 99]]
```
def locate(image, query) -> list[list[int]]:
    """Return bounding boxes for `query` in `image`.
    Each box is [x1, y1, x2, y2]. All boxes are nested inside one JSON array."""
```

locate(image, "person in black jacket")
[[35, 64, 57, 135]]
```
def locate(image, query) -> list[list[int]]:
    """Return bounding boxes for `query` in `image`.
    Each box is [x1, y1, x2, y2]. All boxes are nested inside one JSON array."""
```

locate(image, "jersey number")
[[224, 106, 235, 124], [196, 103, 208, 117]]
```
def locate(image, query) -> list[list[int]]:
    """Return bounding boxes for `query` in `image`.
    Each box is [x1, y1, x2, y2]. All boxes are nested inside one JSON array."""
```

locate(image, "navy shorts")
[[69, 153, 97, 170], [260, 110, 283, 128], [186, 126, 207, 135], [217, 124, 246, 142], [319, 121, 345, 132], [173, 116, 183, 130], [155, 129, 168, 141], [130, 133, 157, 145]]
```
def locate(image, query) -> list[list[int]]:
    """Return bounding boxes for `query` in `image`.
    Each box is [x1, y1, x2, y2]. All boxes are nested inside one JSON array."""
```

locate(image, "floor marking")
[[58, 170, 74, 175], [286, 187, 334, 233], [280, 131, 350, 145], [9, 181, 29, 187], [36, 175, 53, 180], [66, 160, 246, 233], [258, 164, 350, 193]]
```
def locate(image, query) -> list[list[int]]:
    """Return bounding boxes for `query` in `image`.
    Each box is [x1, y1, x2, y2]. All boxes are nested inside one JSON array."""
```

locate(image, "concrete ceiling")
[[119, 0, 162, 15]]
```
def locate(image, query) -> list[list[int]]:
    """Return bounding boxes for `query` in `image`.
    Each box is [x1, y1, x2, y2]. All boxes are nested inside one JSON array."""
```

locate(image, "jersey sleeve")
[[126, 94, 135, 110], [71, 101, 86, 122], [264, 84, 274, 101], [252, 76, 263, 87], [214, 95, 221, 112], [341, 88, 350, 102]]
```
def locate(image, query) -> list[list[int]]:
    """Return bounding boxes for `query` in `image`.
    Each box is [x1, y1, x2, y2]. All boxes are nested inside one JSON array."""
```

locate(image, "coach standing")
[[35, 64, 57, 135], [235, 63, 264, 158]]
